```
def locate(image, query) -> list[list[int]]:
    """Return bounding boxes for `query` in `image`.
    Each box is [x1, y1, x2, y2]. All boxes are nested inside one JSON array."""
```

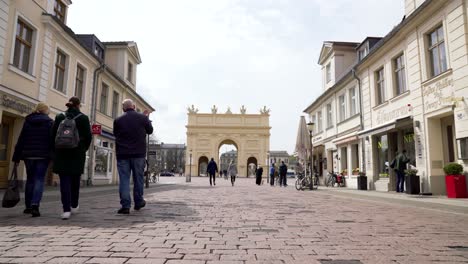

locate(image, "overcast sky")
[[68, 0, 404, 154]]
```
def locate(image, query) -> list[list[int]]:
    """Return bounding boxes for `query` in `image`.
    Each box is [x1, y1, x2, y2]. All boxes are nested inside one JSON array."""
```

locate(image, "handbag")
[[2, 164, 20, 208]]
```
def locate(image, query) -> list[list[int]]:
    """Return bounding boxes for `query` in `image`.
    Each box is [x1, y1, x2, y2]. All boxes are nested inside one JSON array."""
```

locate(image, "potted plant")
[[443, 163, 467, 198], [352, 168, 360, 175], [404, 168, 420, 195], [357, 171, 367, 190], [341, 169, 348, 176]]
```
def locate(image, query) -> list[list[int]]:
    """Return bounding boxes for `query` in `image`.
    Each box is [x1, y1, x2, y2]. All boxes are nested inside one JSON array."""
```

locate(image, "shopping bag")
[[2, 164, 20, 208]]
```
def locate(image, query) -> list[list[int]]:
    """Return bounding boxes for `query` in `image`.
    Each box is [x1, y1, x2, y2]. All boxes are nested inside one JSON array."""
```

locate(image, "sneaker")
[[118, 208, 130, 214], [71, 206, 79, 214], [134, 200, 146, 211], [23, 208, 32, 214], [61, 212, 71, 220], [31, 206, 40, 217]]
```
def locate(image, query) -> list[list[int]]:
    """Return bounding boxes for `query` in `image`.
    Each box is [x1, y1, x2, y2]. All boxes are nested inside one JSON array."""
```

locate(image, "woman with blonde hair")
[[12, 102, 53, 217]]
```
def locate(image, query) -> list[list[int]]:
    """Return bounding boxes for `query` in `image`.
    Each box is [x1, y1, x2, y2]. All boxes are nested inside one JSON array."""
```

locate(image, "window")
[[376, 135, 389, 178], [54, 50, 67, 93], [428, 25, 447, 77], [349, 87, 357, 116], [100, 83, 109, 114], [13, 19, 33, 73], [75, 65, 85, 101], [376, 68, 385, 105], [317, 111, 323, 132], [339, 94, 346, 122], [326, 103, 333, 128], [358, 46, 368, 61], [311, 114, 316, 133], [54, 0, 66, 23], [112, 91, 119, 118], [127, 62, 133, 83], [394, 54, 406, 95], [326, 63, 331, 83], [94, 45, 104, 60]]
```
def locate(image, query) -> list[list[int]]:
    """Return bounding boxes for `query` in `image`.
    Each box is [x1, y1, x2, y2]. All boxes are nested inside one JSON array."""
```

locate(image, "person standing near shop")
[[207, 158, 218, 186], [227, 160, 237, 186], [255, 165, 263, 185], [391, 150, 410, 193], [279, 161, 288, 187], [52, 97, 92, 220], [114, 99, 153, 215], [12, 103, 53, 217], [269, 163, 275, 186]]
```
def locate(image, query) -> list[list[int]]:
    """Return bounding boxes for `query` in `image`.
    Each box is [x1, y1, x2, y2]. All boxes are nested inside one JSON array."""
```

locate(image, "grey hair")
[[122, 99, 134, 110]]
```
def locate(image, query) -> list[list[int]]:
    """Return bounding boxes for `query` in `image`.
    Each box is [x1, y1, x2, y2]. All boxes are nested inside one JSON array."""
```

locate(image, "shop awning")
[[332, 132, 359, 145], [358, 115, 412, 139]]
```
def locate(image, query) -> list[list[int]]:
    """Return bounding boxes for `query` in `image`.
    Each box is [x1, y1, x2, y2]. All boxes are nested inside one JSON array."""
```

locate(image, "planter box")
[[405, 175, 420, 195], [357, 176, 367, 190], [445, 175, 467, 198]]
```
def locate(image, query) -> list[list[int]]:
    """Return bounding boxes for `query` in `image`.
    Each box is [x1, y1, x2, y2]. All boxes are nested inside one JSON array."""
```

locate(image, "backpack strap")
[[72, 113, 83, 120]]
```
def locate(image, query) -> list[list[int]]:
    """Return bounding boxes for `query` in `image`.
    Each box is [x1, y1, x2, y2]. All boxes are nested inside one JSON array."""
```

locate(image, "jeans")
[[396, 170, 405, 192], [209, 172, 216, 185], [270, 174, 274, 186], [280, 174, 287, 186], [59, 173, 81, 212], [118, 158, 145, 209], [231, 175, 236, 185], [24, 159, 49, 208]]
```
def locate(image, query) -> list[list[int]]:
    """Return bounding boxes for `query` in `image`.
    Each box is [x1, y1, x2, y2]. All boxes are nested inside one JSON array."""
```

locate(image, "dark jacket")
[[256, 167, 263, 177], [392, 153, 410, 172], [207, 160, 218, 174], [12, 113, 54, 162], [279, 163, 288, 176], [52, 108, 92, 175], [113, 109, 153, 159]]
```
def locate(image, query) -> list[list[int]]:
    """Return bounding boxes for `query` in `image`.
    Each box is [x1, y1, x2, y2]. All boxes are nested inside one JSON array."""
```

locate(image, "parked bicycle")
[[295, 172, 318, 191], [325, 171, 346, 187]]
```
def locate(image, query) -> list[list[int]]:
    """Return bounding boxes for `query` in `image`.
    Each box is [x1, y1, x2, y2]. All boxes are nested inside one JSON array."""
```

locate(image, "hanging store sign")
[[91, 124, 102, 135], [0, 92, 35, 114]]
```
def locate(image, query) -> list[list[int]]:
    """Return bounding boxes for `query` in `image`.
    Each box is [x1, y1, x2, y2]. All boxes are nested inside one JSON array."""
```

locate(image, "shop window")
[[458, 138, 468, 160], [340, 147, 348, 175], [403, 129, 415, 166], [376, 135, 389, 178]]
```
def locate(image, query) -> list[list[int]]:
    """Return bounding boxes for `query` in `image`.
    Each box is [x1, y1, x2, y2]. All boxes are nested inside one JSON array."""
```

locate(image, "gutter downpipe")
[[87, 64, 106, 186], [352, 68, 366, 179]]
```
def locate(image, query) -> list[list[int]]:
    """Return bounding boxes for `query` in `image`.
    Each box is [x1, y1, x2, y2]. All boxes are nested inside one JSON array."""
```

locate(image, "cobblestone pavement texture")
[[1, 176, 468, 264]]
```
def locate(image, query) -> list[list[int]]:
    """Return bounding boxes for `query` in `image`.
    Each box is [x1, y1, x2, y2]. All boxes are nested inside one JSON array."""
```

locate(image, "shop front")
[[332, 133, 360, 188], [92, 130, 116, 185]]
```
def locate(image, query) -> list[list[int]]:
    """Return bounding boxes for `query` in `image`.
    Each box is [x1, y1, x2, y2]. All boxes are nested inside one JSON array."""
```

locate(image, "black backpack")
[[55, 113, 82, 149]]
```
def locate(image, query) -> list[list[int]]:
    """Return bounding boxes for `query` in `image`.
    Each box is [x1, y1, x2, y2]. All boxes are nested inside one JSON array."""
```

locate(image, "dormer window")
[[54, 0, 66, 23], [127, 62, 133, 83], [94, 44, 104, 60], [358, 46, 369, 61]]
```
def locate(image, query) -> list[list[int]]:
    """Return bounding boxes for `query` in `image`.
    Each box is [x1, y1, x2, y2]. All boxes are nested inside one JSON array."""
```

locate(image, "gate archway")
[[246, 157, 258, 178], [185, 107, 271, 177], [198, 156, 209, 176]]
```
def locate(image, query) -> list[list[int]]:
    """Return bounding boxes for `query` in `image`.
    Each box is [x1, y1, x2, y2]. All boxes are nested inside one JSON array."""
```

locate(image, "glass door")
[[0, 116, 14, 188]]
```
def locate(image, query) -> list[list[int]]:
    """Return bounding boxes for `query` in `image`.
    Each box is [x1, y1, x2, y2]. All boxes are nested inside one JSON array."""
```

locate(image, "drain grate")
[[448, 246, 468, 251], [320, 260, 362, 264]]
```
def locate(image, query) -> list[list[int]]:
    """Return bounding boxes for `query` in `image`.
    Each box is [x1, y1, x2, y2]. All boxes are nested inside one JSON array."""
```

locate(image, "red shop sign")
[[92, 124, 102, 135]]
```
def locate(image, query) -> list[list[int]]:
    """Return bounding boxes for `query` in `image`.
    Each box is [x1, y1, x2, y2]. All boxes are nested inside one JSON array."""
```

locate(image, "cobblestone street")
[[1, 176, 468, 264]]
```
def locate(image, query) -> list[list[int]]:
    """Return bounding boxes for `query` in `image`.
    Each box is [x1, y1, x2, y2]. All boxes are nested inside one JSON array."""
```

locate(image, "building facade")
[[148, 143, 186, 175], [304, 0, 468, 194], [0, 0, 153, 188]]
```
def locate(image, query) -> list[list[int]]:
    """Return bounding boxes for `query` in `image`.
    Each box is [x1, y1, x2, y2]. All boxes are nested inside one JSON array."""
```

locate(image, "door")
[[0, 116, 14, 188]]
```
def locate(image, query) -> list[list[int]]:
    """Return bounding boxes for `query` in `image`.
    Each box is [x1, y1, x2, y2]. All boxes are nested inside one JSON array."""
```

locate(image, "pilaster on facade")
[[0, 0, 10, 83], [38, 29, 53, 102]]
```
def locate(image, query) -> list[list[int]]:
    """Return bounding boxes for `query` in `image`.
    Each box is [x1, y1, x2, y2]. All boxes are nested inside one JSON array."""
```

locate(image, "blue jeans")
[[396, 170, 405, 192], [24, 159, 49, 208], [59, 173, 81, 212], [117, 158, 145, 209]]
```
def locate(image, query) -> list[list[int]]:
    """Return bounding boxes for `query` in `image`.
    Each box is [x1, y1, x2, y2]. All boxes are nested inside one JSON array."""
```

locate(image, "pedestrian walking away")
[[51, 97, 92, 220], [279, 161, 288, 187], [228, 160, 237, 186], [207, 157, 218, 186], [390, 149, 410, 193], [12, 103, 53, 217], [114, 99, 153, 215], [269, 164, 275, 186], [255, 165, 263, 185]]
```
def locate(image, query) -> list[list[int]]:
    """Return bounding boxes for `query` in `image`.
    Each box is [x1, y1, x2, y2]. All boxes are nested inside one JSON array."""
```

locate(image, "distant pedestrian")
[[207, 158, 218, 186], [255, 165, 263, 185], [220, 170, 223, 179], [12, 103, 53, 217], [228, 161, 237, 186], [269, 164, 275, 186], [279, 161, 288, 187], [224, 170, 228, 180], [51, 97, 92, 220], [114, 99, 153, 215], [390, 150, 410, 193]]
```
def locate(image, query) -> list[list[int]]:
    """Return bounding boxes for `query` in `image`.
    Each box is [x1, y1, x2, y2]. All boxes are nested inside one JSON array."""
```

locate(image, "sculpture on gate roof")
[[211, 105, 218, 114], [240, 105, 247, 114], [226, 107, 232, 114], [260, 106, 270, 115], [187, 104, 199, 114]]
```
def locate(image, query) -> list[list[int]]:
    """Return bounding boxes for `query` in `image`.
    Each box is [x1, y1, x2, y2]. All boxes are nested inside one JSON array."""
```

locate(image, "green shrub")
[[443, 163, 464, 175], [405, 168, 418, 177]]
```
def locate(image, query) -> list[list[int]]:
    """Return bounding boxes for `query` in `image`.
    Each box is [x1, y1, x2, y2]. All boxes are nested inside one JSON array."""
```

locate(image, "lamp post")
[[266, 151, 270, 184], [307, 122, 315, 190], [187, 149, 192, 182]]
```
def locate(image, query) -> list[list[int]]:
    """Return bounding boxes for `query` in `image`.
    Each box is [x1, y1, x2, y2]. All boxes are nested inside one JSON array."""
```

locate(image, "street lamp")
[[187, 149, 192, 183], [307, 122, 315, 190], [266, 151, 270, 184]]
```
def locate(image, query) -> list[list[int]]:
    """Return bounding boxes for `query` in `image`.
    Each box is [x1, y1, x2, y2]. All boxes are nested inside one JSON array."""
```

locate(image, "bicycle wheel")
[[325, 175, 331, 187], [295, 178, 302, 191]]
